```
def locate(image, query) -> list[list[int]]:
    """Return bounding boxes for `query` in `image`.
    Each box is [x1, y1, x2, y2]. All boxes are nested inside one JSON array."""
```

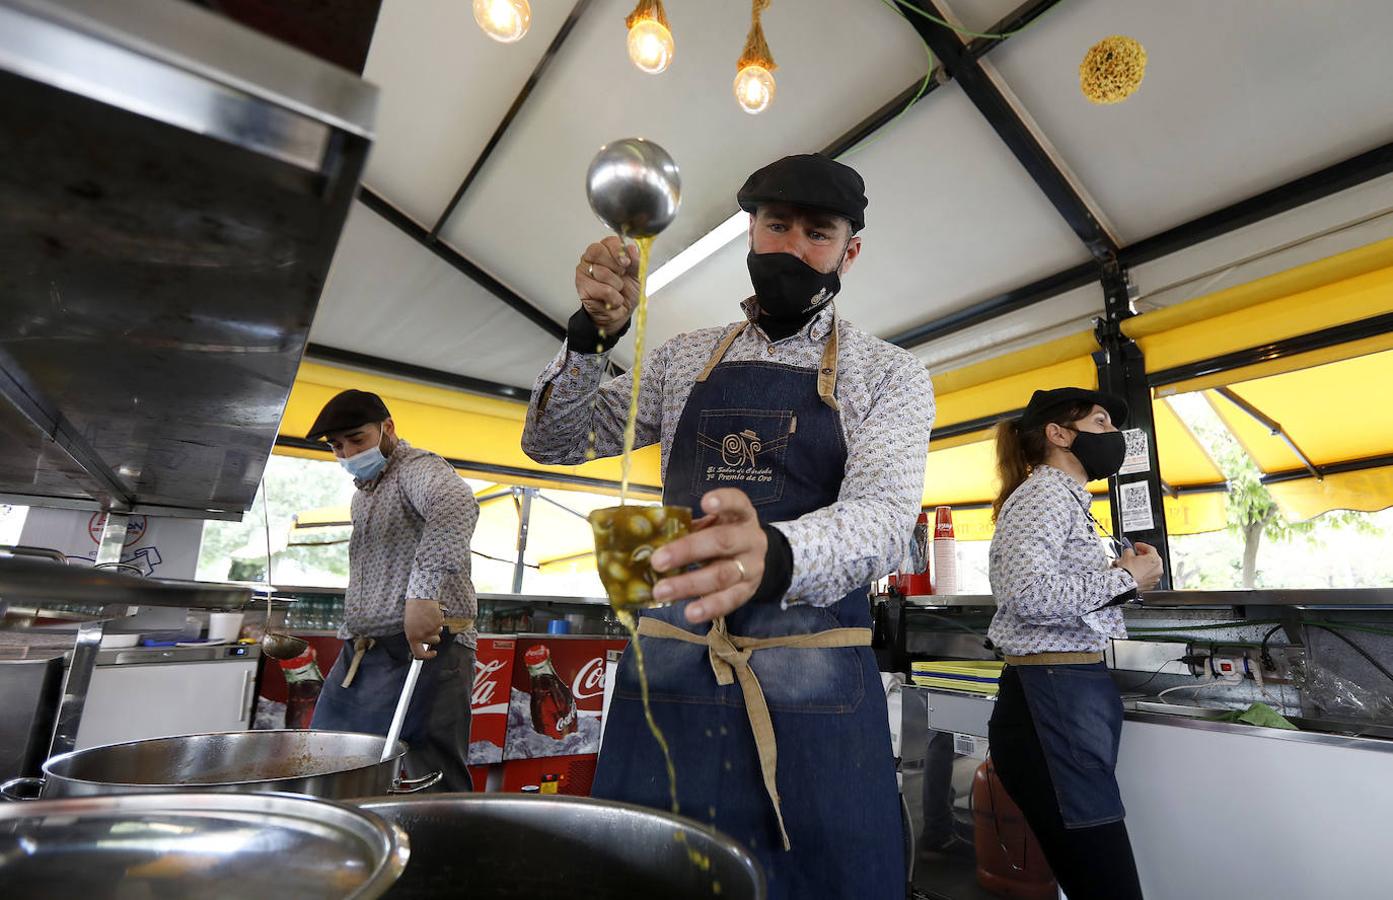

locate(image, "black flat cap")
[[737, 154, 868, 232], [1020, 387, 1128, 430], [307, 389, 391, 441]]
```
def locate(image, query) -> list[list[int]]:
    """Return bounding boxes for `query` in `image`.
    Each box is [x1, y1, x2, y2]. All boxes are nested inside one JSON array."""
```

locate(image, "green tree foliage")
[[197, 455, 355, 584]]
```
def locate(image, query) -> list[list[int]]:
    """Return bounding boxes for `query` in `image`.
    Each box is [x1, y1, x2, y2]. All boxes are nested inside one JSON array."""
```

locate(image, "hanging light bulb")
[[733, 1, 777, 114], [733, 64, 776, 115], [473, 0, 531, 44], [624, 0, 674, 75]]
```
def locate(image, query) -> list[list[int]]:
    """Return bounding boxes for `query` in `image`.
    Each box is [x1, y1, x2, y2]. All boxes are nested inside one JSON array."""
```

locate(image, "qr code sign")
[[1119, 428, 1149, 475], [1119, 481, 1154, 531]]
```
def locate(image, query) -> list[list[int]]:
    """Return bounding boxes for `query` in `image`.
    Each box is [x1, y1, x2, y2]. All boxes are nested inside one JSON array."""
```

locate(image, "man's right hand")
[[576, 236, 639, 335], [1118, 543, 1163, 591]]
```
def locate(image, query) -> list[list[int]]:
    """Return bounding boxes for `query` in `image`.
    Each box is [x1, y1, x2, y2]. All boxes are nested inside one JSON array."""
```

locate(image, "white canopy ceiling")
[[309, 0, 1393, 389]]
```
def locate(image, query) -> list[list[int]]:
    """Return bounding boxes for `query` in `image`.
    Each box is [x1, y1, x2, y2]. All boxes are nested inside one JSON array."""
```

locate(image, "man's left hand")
[[404, 598, 444, 660], [649, 489, 766, 624]]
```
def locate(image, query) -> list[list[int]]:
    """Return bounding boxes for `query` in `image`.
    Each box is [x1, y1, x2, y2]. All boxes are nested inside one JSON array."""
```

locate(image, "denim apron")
[[311, 629, 474, 791], [1006, 662, 1126, 827], [592, 318, 906, 900]]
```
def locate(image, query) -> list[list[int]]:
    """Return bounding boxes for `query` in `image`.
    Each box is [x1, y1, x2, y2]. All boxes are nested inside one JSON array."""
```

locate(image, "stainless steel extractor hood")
[[0, 0, 376, 519]]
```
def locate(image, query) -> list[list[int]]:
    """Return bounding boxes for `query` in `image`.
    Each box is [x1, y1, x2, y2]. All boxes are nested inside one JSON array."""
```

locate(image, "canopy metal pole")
[[48, 512, 130, 759], [1093, 272, 1174, 589], [512, 488, 533, 594], [1214, 388, 1324, 481]]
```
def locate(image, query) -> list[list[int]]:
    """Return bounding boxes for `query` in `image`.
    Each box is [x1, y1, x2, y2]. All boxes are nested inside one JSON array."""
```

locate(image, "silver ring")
[[587, 263, 594, 278], [732, 558, 748, 581]]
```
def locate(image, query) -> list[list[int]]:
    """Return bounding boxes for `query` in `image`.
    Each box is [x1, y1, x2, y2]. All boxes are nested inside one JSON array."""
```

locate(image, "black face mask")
[[1066, 428, 1127, 481], [746, 250, 841, 324]]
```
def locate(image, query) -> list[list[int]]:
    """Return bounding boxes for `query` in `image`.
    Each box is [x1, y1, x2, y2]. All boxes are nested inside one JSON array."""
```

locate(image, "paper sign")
[[1119, 428, 1150, 475], [1119, 481, 1154, 532]]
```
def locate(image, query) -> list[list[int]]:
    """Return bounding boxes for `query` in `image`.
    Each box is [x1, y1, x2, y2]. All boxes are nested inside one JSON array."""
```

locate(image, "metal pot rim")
[[354, 792, 766, 894], [42, 729, 406, 789], [0, 790, 410, 898]]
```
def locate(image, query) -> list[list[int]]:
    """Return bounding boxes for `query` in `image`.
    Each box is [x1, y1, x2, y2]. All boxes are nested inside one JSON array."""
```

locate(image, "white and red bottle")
[[932, 506, 958, 596], [278, 645, 324, 730], [524, 645, 578, 739]]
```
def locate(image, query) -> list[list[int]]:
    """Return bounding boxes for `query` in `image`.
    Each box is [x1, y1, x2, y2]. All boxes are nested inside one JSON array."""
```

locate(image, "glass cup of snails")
[[589, 505, 692, 610]]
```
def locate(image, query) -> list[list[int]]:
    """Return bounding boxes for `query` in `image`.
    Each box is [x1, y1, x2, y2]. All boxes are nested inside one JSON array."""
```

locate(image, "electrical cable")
[[885, 0, 1035, 40], [1127, 657, 1186, 693], [850, 0, 1060, 158], [842, 5, 935, 158], [1128, 620, 1283, 633], [1157, 676, 1238, 706]]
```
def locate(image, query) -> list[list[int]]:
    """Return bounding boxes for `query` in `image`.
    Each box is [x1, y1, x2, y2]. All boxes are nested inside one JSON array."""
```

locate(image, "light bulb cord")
[[738, 0, 777, 72], [626, 0, 669, 31]]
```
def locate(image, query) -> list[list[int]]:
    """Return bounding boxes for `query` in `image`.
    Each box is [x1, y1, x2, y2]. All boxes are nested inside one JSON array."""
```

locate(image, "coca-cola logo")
[[472, 658, 507, 708], [571, 657, 606, 700]]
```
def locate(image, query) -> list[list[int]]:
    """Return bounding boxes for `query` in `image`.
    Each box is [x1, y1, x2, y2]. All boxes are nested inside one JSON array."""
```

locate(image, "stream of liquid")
[[617, 235, 654, 502], [598, 236, 715, 889], [615, 608, 678, 816]]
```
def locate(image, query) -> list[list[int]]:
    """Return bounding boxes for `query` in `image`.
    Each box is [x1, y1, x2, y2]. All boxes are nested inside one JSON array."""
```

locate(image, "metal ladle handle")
[[380, 656, 424, 762]]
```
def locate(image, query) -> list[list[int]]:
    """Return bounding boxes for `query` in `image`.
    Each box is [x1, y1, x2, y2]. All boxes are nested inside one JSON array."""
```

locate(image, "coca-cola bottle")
[[524, 645, 578, 739], [279, 645, 324, 729]]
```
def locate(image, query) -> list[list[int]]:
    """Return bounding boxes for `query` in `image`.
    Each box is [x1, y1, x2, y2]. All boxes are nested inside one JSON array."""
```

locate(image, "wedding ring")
[[732, 558, 748, 581], [587, 263, 595, 278]]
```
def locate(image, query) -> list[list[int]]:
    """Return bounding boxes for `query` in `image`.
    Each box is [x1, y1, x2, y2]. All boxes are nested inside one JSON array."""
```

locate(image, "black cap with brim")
[[737, 154, 867, 232], [1020, 387, 1128, 431], [307, 389, 391, 441]]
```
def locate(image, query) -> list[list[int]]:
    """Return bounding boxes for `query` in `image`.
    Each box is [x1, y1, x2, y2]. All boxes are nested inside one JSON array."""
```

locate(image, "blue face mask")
[[339, 439, 388, 481]]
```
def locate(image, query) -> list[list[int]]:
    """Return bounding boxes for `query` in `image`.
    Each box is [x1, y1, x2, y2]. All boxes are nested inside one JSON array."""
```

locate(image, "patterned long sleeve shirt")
[[986, 465, 1136, 655], [343, 440, 479, 648], [522, 299, 935, 607]]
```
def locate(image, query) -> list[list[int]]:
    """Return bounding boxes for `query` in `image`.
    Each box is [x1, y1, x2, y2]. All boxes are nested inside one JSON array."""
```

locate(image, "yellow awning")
[[1130, 235, 1393, 395], [292, 505, 352, 529], [931, 331, 1099, 439], [1203, 347, 1393, 521], [1154, 398, 1225, 487], [276, 361, 662, 497]]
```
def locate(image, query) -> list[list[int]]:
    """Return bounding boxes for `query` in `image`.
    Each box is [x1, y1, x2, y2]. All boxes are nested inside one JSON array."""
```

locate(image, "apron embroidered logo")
[[722, 429, 763, 466], [700, 426, 785, 487]]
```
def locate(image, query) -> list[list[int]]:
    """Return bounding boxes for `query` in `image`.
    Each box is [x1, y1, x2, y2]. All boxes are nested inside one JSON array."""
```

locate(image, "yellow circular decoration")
[[1080, 35, 1147, 104]]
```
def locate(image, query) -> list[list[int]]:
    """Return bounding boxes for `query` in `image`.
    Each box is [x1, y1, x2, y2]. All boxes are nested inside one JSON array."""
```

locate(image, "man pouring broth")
[[522, 154, 934, 899]]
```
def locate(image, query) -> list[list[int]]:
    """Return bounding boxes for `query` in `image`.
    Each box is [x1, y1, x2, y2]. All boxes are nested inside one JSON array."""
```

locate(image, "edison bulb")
[[734, 65, 776, 115], [473, 0, 530, 44], [627, 18, 674, 74]]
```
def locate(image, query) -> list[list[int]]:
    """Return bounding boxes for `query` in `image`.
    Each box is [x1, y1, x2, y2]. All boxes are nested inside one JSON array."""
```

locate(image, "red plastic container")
[[972, 758, 1057, 900]]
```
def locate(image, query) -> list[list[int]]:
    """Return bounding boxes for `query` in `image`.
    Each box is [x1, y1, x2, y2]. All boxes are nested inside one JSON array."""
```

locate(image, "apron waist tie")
[[340, 637, 376, 688], [637, 615, 871, 851]]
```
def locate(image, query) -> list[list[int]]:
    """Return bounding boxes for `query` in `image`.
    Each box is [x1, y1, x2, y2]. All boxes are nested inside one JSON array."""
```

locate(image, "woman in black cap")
[[984, 387, 1163, 900]]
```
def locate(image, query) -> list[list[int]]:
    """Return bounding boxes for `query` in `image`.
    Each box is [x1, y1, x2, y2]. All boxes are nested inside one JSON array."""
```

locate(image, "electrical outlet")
[[1210, 655, 1243, 679]]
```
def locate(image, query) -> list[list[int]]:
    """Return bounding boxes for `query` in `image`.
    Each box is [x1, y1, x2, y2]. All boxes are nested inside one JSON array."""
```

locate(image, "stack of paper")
[[911, 660, 1004, 695]]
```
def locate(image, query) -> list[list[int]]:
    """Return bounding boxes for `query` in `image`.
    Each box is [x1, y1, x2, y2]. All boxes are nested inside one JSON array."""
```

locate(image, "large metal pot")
[[356, 794, 766, 899], [1, 730, 439, 800], [0, 791, 409, 899]]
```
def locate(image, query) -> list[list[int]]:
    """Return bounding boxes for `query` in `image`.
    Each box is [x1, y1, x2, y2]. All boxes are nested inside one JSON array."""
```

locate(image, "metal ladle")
[[585, 137, 681, 240], [261, 593, 307, 660]]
